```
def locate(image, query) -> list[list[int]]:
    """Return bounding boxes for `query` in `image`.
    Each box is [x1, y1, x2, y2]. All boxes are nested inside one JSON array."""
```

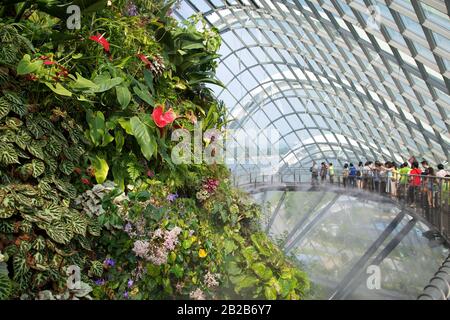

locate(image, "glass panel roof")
[[174, 0, 450, 172]]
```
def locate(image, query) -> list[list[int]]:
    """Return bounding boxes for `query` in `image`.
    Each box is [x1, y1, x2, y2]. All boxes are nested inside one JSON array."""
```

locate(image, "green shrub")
[[0, 0, 309, 300]]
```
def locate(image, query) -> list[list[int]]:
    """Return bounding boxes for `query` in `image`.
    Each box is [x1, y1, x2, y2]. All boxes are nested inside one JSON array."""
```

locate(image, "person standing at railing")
[[329, 163, 335, 184], [420, 160, 431, 208], [373, 161, 381, 192], [385, 162, 395, 196], [425, 167, 437, 208], [421, 160, 431, 175], [320, 162, 328, 184], [379, 162, 387, 194], [409, 161, 422, 208], [342, 163, 349, 188], [391, 163, 399, 197], [348, 163, 357, 188], [310, 161, 319, 186], [398, 162, 411, 200], [362, 162, 371, 190], [356, 161, 363, 189], [436, 164, 448, 178]]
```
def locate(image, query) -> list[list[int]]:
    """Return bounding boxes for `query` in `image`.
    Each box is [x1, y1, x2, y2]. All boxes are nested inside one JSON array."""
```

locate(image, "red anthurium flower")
[[89, 33, 110, 52], [137, 54, 156, 70], [81, 178, 91, 185], [137, 54, 151, 66], [152, 105, 176, 128]]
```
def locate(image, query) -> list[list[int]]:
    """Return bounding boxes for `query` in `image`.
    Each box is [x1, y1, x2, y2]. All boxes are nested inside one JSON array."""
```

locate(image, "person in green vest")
[[398, 162, 411, 200], [329, 163, 335, 184]]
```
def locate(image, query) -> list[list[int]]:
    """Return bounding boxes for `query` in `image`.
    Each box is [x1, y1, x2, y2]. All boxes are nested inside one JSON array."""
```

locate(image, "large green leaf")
[[13, 254, 29, 278], [26, 117, 44, 139], [70, 73, 99, 91], [116, 85, 131, 109], [0, 270, 11, 300], [27, 141, 45, 160], [46, 136, 63, 157], [0, 142, 19, 165], [89, 260, 103, 277], [92, 156, 109, 184], [264, 285, 277, 300], [31, 159, 45, 178], [52, 178, 77, 199], [230, 275, 260, 293], [93, 73, 123, 93], [16, 54, 42, 75], [44, 82, 73, 97], [118, 118, 132, 134], [181, 42, 205, 50], [143, 70, 155, 96], [70, 213, 88, 236], [40, 220, 70, 244], [115, 129, 124, 152], [0, 98, 10, 120], [44, 156, 58, 174], [251, 262, 273, 281], [133, 86, 154, 106], [87, 222, 101, 236], [0, 207, 15, 219], [130, 116, 156, 161], [86, 110, 105, 147], [32, 236, 46, 251], [59, 160, 75, 175], [14, 129, 32, 150]]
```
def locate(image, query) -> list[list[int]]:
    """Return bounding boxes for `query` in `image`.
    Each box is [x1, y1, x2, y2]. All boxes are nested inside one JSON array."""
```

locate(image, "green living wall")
[[0, 0, 309, 300]]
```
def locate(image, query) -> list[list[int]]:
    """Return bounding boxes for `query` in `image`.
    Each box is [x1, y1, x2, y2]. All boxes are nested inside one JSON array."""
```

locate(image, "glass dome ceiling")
[[174, 0, 450, 172]]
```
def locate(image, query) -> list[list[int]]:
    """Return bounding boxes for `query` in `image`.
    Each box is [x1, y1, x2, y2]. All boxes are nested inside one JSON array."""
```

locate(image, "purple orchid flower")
[[104, 258, 115, 267], [127, 279, 134, 288], [167, 193, 178, 202]]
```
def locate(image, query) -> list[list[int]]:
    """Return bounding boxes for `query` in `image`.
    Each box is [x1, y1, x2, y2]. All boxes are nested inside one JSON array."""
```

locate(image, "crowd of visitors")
[[310, 158, 450, 209]]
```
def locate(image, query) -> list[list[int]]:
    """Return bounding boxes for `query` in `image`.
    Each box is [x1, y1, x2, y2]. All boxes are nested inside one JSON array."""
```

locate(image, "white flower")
[[0, 252, 5, 263], [132, 240, 150, 258], [107, 0, 112, 6], [189, 288, 206, 300]]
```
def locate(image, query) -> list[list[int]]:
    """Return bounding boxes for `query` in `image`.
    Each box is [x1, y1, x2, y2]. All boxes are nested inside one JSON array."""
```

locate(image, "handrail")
[[417, 254, 450, 300]]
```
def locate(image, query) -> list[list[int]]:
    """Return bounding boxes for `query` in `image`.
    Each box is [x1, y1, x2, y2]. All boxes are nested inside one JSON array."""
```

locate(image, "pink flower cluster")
[[131, 227, 182, 266], [204, 271, 220, 288], [203, 178, 219, 193], [189, 288, 206, 300], [196, 178, 220, 201], [132, 240, 150, 258]]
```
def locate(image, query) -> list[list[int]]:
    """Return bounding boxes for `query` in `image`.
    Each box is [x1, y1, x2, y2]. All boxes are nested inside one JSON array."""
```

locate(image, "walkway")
[[233, 170, 450, 300]]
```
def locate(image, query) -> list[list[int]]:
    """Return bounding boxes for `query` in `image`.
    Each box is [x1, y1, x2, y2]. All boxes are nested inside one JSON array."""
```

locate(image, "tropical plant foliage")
[[0, 0, 309, 300]]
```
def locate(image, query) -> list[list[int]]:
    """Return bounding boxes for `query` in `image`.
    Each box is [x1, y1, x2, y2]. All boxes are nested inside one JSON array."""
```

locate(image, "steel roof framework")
[[174, 0, 450, 171]]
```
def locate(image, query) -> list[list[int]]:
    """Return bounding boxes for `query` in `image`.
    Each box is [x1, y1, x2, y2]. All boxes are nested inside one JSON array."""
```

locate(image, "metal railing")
[[233, 168, 450, 243], [417, 253, 450, 300]]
